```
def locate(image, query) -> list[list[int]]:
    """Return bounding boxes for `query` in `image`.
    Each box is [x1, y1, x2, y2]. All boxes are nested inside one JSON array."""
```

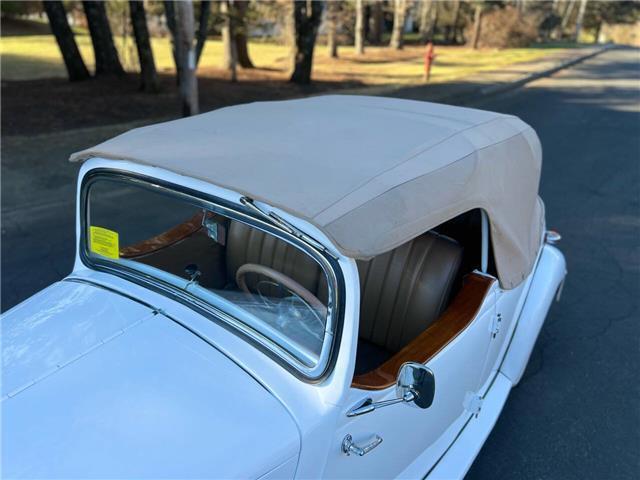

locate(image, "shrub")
[[467, 6, 539, 49], [602, 22, 640, 46]]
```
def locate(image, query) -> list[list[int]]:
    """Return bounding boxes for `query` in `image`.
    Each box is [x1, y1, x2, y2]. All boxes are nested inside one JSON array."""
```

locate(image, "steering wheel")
[[236, 263, 327, 319]]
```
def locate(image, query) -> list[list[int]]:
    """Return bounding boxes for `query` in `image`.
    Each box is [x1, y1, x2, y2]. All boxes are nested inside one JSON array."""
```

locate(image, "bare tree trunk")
[[327, 21, 338, 58], [471, 2, 483, 49], [43, 0, 90, 81], [355, 0, 365, 55], [164, 0, 180, 81], [220, 0, 237, 80], [289, 0, 323, 85], [175, 0, 198, 115], [551, 0, 564, 39], [558, 0, 576, 38], [448, 0, 461, 44], [195, 0, 210, 65], [368, 1, 383, 45], [327, 0, 339, 58], [234, 0, 254, 68], [574, 0, 588, 42], [164, 0, 176, 36], [593, 19, 602, 44], [221, 0, 232, 69], [235, 34, 253, 68], [428, 3, 439, 42], [129, 0, 160, 92], [283, 0, 296, 72], [390, 0, 407, 50], [419, 0, 434, 43], [83, 1, 125, 75]]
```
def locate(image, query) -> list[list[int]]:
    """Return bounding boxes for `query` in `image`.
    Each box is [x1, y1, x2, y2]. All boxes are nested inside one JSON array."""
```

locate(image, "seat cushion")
[[357, 232, 462, 353]]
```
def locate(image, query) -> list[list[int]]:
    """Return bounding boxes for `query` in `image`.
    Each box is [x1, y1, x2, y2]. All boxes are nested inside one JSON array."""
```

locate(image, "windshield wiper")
[[239, 197, 337, 260]]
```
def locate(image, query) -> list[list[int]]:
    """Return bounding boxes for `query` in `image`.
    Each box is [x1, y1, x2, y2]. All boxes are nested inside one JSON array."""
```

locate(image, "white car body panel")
[[478, 281, 527, 391], [1, 158, 567, 479], [426, 372, 513, 480], [476, 245, 542, 396], [2, 280, 151, 399], [2, 281, 300, 479], [424, 244, 566, 478], [257, 456, 299, 480], [323, 284, 497, 479], [500, 244, 567, 385]]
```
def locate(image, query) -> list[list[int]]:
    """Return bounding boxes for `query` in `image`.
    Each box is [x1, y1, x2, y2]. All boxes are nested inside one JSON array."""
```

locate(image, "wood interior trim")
[[351, 273, 495, 391], [120, 212, 204, 258]]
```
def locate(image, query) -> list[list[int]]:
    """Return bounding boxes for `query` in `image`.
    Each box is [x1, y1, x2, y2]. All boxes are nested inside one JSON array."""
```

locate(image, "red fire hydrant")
[[424, 42, 435, 82]]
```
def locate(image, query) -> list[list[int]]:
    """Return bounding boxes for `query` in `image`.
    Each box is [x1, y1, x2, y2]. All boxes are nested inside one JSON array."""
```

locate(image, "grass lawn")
[[1, 31, 562, 85]]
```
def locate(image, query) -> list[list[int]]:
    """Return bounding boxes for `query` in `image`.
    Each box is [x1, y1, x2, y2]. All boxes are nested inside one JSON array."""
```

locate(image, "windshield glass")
[[84, 176, 332, 369]]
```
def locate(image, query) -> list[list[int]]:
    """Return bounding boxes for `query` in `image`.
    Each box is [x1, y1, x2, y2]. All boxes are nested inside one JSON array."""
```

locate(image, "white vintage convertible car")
[[2, 96, 566, 479]]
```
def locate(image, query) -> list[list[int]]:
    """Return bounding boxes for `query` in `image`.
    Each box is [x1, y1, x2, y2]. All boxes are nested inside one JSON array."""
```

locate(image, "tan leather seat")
[[356, 232, 462, 353], [226, 221, 328, 302], [226, 221, 462, 355]]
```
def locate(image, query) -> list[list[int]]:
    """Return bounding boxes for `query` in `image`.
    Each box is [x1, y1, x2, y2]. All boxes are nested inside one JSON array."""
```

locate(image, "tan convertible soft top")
[[71, 95, 544, 289]]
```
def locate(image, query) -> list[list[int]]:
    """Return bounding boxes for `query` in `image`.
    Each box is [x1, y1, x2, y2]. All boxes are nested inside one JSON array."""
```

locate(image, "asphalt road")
[[462, 47, 640, 479], [2, 47, 639, 479]]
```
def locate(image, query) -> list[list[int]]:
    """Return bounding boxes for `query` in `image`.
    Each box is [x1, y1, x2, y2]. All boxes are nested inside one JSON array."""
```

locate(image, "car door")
[[478, 280, 529, 393], [322, 278, 499, 479]]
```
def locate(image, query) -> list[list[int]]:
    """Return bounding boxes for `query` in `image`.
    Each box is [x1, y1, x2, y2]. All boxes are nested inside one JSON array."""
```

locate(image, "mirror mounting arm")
[[347, 391, 417, 417], [346, 362, 435, 417]]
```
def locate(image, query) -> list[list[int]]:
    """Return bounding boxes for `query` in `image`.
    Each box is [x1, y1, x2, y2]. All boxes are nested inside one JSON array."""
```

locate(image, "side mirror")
[[396, 362, 436, 409], [347, 362, 435, 417]]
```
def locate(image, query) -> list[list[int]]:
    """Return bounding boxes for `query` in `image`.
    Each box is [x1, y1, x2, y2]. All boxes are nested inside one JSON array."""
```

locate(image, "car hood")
[[2, 280, 300, 479]]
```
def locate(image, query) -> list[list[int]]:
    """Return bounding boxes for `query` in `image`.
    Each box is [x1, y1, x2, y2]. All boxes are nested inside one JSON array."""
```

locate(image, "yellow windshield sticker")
[[89, 226, 120, 259]]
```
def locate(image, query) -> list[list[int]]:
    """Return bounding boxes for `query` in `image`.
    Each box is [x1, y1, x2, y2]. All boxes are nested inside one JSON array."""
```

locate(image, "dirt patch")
[[1, 68, 362, 136]]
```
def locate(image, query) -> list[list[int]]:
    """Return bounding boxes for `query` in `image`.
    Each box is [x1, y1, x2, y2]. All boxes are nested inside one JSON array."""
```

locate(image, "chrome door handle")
[[341, 434, 383, 456]]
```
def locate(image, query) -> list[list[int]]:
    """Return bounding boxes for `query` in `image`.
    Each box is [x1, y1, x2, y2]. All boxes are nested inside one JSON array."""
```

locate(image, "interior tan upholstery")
[[227, 221, 462, 356], [226, 221, 328, 302], [356, 233, 462, 353]]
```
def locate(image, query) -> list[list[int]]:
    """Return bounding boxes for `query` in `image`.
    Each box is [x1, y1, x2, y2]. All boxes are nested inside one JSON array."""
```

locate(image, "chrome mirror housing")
[[396, 362, 436, 409], [347, 362, 435, 417]]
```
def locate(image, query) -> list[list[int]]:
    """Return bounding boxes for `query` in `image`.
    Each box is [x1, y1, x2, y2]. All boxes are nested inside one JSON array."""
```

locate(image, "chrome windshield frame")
[[79, 168, 345, 382]]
